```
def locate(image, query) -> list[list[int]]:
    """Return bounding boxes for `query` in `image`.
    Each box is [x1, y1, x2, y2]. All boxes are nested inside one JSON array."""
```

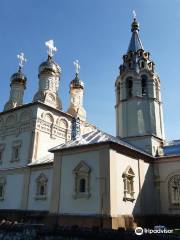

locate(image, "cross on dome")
[[73, 60, 80, 74], [45, 39, 58, 57], [17, 52, 27, 69]]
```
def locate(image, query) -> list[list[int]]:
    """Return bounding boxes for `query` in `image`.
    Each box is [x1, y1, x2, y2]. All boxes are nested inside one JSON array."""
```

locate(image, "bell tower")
[[115, 14, 165, 155]]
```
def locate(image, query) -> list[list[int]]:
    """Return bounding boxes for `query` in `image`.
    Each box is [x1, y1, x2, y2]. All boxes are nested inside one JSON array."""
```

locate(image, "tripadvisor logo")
[[135, 226, 173, 235], [135, 227, 143, 235]]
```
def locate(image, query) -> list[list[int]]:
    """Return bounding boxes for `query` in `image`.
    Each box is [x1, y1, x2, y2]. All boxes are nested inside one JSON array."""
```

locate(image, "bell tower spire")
[[115, 13, 165, 156], [4, 52, 27, 111], [127, 11, 143, 53]]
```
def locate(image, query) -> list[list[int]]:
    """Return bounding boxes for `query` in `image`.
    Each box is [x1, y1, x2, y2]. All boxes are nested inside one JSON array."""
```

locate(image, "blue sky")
[[0, 0, 179, 140]]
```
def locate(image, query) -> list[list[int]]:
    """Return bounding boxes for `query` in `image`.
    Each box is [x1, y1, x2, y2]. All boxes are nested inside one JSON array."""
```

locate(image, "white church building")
[[0, 17, 180, 229]]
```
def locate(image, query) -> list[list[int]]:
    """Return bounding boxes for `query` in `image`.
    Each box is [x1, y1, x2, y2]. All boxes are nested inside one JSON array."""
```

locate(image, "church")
[[0, 16, 180, 230]]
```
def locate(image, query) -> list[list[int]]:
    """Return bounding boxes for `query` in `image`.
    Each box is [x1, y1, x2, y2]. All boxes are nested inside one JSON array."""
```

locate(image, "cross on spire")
[[73, 59, 80, 74], [133, 10, 136, 20], [17, 52, 27, 69], [45, 39, 58, 57]]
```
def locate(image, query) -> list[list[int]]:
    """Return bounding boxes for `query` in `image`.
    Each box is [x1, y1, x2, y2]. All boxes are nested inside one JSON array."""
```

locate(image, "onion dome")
[[131, 18, 139, 32], [39, 55, 61, 75], [10, 67, 27, 88], [70, 73, 84, 89]]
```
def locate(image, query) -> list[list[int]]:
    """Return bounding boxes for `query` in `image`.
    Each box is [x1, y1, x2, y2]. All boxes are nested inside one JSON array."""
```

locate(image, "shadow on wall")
[[132, 164, 180, 229]]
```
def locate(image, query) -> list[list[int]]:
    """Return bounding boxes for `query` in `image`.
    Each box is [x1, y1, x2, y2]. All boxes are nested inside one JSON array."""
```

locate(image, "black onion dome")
[[39, 56, 61, 75], [10, 68, 27, 86], [70, 73, 84, 89]]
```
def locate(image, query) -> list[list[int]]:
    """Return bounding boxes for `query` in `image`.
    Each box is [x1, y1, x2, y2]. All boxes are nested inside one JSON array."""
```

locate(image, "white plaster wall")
[[35, 132, 65, 161], [34, 107, 71, 161], [59, 150, 100, 215], [0, 132, 32, 169], [27, 167, 52, 211], [157, 158, 180, 215], [0, 105, 37, 169], [0, 173, 24, 209], [109, 150, 155, 217]]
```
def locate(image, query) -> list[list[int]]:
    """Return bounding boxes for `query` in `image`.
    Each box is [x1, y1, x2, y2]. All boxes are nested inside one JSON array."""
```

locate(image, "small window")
[[11, 141, 21, 162], [122, 166, 135, 202], [117, 83, 120, 102], [141, 61, 145, 68], [35, 173, 48, 200], [0, 177, 6, 201], [155, 80, 159, 100], [79, 178, 86, 193], [73, 161, 91, 199], [141, 75, 148, 96], [126, 77, 133, 98], [40, 184, 45, 195], [0, 144, 5, 164], [12, 146, 20, 162], [0, 152, 2, 163]]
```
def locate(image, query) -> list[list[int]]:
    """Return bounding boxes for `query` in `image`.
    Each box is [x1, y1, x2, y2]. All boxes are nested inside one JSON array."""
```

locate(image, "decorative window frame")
[[11, 140, 22, 162], [0, 144, 5, 165], [73, 161, 91, 199], [35, 173, 48, 200], [122, 166, 135, 202], [0, 177, 6, 201], [168, 174, 180, 209]]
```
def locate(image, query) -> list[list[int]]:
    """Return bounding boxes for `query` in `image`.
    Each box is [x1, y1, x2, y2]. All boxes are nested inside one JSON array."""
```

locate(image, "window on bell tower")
[[126, 77, 133, 98], [155, 80, 159, 100], [117, 82, 120, 102], [141, 75, 148, 96]]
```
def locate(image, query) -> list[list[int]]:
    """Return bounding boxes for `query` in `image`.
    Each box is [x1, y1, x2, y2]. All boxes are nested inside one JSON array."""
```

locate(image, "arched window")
[[45, 113, 54, 124], [168, 175, 180, 206], [141, 75, 148, 96], [155, 80, 159, 100], [126, 77, 133, 98], [35, 173, 48, 200], [141, 61, 145, 68], [122, 166, 135, 202], [73, 161, 91, 199], [79, 178, 86, 193], [117, 82, 120, 102], [40, 184, 45, 195], [12, 141, 22, 162], [0, 177, 6, 200]]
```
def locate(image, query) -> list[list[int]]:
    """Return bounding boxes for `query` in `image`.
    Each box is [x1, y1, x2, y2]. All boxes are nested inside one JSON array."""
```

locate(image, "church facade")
[[0, 18, 180, 229]]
